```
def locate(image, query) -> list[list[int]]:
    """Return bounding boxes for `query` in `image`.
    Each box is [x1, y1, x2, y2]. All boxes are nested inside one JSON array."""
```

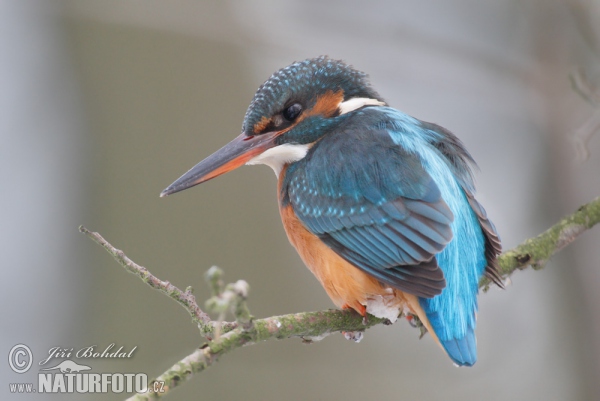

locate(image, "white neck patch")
[[246, 143, 311, 177], [246, 98, 383, 177], [338, 97, 385, 115]]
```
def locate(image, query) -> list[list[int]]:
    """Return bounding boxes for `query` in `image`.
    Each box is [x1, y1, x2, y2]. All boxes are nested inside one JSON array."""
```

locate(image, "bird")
[[160, 56, 503, 367]]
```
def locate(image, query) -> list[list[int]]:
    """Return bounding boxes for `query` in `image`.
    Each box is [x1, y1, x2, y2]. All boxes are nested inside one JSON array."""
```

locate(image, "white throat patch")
[[246, 98, 383, 177], [246, 143, 311, 176], [338, 97, 385, 115]]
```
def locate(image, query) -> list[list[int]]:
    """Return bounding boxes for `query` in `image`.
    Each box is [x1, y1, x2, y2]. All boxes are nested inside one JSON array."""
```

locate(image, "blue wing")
[[281, 106, 503, 366], [281, 119, 454, 298], [420, 121, 503, 287]]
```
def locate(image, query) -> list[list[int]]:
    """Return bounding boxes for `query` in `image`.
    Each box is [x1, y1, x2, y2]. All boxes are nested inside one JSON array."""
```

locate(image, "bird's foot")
[[342, 331, 364, 343], [341, 302, 368, 325], [342, 302, 366, 316], [406, 314, 418, 328], [405, 314, 428, 339]]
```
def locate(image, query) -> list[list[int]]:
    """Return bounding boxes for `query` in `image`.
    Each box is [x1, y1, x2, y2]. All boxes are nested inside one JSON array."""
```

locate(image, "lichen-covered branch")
[[479, 196, 600, 289], [80, 196, 600, 400], [126, 309, 384, 401], [133, 309, 383, 400]]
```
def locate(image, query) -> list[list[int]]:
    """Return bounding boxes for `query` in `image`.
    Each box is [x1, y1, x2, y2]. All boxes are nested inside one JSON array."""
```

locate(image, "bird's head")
[[161, 56, 385, 197]]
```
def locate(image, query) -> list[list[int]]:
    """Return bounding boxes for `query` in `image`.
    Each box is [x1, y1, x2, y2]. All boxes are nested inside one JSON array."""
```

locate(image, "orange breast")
[[277, 166, 396, 314], [276, 167, 442, 347], [279, 202, 385, 314]]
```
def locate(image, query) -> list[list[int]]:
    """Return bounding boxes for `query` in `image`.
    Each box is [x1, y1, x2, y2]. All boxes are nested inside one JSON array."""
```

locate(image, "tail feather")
[[403, 293, 479, 366], [440, 327, 477, 367], [419, 301, 479, 366]]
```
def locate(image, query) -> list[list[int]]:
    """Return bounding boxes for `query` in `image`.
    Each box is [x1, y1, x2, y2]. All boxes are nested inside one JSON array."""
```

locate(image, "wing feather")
[[283, 125, 454, 298]]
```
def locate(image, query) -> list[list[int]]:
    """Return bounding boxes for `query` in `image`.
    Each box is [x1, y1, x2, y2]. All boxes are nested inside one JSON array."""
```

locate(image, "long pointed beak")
[[160, 131, 278, 197]]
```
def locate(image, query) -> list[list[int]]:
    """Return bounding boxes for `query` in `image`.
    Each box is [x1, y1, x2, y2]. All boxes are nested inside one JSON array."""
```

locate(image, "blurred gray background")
[[2, 0, 600, 400]]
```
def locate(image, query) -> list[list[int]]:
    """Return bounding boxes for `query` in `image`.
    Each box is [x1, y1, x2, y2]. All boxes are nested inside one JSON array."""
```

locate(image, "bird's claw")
[[342, 331, 364, 343]]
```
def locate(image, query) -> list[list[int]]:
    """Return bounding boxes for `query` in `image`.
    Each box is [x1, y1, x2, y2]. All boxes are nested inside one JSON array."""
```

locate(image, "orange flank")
[[279, 201, 383, 312], [277, 167, 442, 347]]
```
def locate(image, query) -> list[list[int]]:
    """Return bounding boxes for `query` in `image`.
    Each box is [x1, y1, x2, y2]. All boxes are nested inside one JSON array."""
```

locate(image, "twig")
[[80, 196, 600, 399], [569, 68, 600, 161], [78, 226, 238, 338], [480, 196, 600, 289], [204, 267, 253, 339], [569, 68, 600, 107], [571, 109, 600, 161]]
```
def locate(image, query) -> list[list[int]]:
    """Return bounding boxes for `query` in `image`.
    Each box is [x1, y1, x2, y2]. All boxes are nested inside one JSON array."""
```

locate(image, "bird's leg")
[[341, 303, 367, 343], [405, 313, 428, 339], [405, 313, 418, 328], [341, 302, 366, 317]]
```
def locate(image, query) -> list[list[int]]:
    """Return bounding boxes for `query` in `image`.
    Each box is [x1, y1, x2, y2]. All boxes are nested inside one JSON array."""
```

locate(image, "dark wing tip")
[[465, 192, 504, 288], [484, 259, 505, 289]]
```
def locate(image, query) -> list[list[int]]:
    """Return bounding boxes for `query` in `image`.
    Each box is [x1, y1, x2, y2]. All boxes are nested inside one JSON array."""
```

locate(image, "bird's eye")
[[282, 103, 302, 121]]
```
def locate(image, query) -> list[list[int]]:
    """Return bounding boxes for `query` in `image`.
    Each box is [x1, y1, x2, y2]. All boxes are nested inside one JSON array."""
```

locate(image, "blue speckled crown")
[[242, 57, 383, 134]]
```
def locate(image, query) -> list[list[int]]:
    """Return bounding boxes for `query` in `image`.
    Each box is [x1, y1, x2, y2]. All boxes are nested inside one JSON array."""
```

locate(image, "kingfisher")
[[161, 56, 503, 366]]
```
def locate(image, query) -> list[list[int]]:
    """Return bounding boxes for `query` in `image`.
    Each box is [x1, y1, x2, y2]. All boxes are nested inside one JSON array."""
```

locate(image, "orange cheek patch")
[[252, 90, 343, 135], [309, 90, 345, 118], [253, 116, 272, 134]]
